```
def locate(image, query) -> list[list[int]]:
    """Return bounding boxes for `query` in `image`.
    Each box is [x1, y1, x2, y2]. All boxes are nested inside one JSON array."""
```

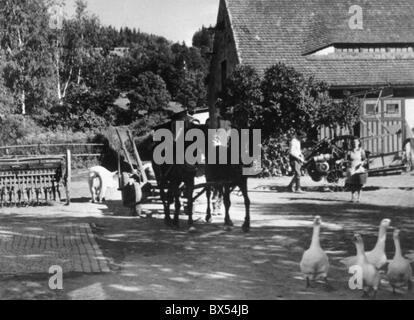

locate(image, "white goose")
[[353, 234, 381, 299], [341, 219, 391, 269], [300, 216, 330, 288], [387, 229, 413, 294]]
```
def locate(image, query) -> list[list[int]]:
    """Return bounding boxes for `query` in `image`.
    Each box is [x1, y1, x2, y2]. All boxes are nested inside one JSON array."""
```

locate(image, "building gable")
[[208, 0, 241, 107]]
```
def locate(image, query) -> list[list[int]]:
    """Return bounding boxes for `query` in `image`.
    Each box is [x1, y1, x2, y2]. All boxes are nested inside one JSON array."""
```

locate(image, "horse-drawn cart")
[[115, 127, 216, 208], [115, 121, 252, 231]]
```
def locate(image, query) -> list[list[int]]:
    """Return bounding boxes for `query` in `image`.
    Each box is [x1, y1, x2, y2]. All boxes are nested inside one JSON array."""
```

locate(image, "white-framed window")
[[364, 100, 378, 117], [384, 100, 402, 117]]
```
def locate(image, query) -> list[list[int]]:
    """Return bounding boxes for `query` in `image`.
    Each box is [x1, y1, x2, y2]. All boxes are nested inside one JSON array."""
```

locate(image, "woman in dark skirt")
[[346, 138, 368, 203]]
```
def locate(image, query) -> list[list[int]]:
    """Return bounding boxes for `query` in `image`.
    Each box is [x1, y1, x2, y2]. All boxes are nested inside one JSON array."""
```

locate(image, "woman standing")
[[346, 138, 368, 203]]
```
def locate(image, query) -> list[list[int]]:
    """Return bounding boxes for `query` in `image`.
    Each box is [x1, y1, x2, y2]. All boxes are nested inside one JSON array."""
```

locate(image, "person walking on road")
[[288, 130, 306, 193]]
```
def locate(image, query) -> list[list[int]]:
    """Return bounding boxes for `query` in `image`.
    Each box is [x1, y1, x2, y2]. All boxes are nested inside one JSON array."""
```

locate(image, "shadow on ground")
[[0, 194, 413, 300]]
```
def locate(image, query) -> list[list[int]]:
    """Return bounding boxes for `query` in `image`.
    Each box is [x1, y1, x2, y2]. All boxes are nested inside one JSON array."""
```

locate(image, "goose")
[[300, 216, 330, 288], [341, 219, 391, 269], [353, 234, 381, 299], [387, 229, 413, 294]]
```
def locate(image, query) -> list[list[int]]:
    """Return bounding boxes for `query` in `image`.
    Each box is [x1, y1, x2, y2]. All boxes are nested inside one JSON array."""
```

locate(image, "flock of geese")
[[300, 216, 413, 299]]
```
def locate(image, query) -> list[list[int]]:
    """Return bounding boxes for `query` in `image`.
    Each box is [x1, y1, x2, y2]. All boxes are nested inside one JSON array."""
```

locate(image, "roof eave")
[[304, 41, 414, 56], [329, 83, 414, 90], [224, 0, 242, 64]]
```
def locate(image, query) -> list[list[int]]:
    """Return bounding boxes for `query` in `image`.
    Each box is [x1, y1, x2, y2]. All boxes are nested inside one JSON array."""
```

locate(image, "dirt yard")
[[0, 170, 413, 300]]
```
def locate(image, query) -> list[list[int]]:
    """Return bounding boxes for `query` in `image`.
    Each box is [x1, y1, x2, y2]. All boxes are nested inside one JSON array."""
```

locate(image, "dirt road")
[[0, 171, 413, 300]]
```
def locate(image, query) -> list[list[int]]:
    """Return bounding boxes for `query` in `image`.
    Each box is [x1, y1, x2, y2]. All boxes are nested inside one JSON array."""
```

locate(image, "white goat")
[[88, 166, 118, 203]]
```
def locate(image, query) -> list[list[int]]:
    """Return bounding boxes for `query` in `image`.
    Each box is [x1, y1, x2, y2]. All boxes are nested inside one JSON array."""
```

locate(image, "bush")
[[260, 138, 292, 178], [0, 117, 100, 168], [23, 130, 92, 145], [317, 93, 361, 135], [261, 63, 307, 138]]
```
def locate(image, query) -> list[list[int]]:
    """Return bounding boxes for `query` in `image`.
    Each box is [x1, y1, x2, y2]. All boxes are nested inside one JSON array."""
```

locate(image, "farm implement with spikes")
[[0, 151, 71, 207], [0, 143, 105, 207]]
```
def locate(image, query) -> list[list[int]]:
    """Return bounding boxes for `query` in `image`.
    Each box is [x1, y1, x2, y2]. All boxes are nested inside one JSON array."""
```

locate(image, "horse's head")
[[142, 117, 204, 162]]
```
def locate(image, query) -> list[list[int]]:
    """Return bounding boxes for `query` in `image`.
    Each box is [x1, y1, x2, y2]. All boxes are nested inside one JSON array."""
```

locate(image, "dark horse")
[[148, 117, 201, 229], [203, 127, 254, 233], [137, 120, 255, 233]]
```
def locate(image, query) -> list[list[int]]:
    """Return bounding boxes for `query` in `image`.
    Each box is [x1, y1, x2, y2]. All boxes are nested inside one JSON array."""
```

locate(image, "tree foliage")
[[221, 62, 361, 141], [0, 0, 210, 137], [219, 65, 263, 128], [261, 63, 308, 138], [0, 0, 55, 114], [192, 25, 213, 61], [127, 71, 171, 120], [316, 93, 361, 134]]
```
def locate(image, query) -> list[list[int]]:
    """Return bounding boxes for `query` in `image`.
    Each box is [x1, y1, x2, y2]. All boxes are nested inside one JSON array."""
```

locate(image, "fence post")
[[65, 149, 71, 205]]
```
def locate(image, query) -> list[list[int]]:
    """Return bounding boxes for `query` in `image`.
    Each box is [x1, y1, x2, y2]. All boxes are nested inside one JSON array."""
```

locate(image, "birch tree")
[[53, 0, 101, 104], [0, 0, 54, 115]]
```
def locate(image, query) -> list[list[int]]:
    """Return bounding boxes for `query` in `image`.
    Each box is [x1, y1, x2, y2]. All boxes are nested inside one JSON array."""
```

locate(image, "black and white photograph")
[[0, 0, 413, 305]]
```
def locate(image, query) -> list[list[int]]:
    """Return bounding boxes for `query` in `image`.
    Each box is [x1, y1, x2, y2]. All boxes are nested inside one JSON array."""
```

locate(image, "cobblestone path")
[[0, 223, 109, 275]]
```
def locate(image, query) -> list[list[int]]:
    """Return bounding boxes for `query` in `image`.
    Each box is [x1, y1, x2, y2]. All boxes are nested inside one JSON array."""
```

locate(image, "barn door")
[[361, 99, 404, 155]]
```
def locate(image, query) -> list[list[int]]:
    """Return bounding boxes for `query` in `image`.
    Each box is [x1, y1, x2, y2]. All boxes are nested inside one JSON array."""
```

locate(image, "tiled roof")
[[225, 0, 414, 87]]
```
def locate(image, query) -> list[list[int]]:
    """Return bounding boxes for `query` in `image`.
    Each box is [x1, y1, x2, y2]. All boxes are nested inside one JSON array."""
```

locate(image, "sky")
[[64, 0, 219, 45]]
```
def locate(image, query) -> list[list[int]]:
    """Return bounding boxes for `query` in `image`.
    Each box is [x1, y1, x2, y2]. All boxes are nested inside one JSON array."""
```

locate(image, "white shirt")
[[213, 129, 231, 147], [290, 138, 304, 161], [212, 120, 232, 147]]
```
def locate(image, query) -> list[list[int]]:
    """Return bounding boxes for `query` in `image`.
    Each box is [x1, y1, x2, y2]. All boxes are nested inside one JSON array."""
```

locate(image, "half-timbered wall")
[[360, 98, 405, 155]]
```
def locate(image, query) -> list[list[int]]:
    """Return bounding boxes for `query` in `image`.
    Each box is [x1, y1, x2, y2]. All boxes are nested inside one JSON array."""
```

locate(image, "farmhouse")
[[208, 0, 414, 156]]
